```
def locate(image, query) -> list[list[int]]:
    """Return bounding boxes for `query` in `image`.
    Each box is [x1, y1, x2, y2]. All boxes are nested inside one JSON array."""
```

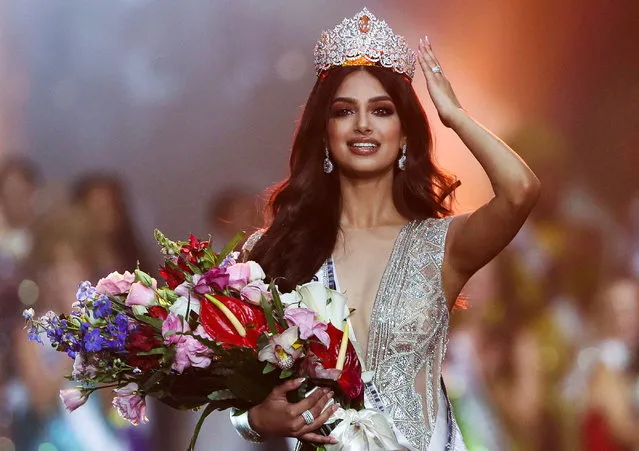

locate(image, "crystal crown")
[[314, 8, 416, 80]]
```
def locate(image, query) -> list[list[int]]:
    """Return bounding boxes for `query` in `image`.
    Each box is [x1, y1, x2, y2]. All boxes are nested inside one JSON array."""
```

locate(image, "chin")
[[338, 161, 396, 178]]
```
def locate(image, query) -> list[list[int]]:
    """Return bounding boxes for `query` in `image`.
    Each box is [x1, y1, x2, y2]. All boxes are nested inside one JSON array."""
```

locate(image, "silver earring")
[[398, 143, 407, 170], [323, 145, 334, 174]]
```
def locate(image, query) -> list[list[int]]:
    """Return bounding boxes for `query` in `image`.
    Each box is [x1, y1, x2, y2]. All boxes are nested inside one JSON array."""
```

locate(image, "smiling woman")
[[233, 7, 540, 451]]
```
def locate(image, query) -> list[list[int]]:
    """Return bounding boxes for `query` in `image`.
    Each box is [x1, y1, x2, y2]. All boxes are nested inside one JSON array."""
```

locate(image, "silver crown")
[[314, 8, 416, 80]]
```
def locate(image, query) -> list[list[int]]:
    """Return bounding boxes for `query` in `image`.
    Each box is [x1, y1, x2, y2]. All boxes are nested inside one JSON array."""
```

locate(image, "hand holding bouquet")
[[24, 231, 372, 449]]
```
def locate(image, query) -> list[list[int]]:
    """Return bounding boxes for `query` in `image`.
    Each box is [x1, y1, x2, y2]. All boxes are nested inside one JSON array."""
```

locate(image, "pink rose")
[[95, 271, 135, 295], [59, 387, 89, 412], [284, 306, 330, 348], [162, 312, 187, 344], [125, 281, 158, 307], [112, 383, 147, 425], [240, 280, 272, 305], [246, 261, 266, 281], [226, 263, 251, 290], [172, 335, 212, 373], [162, 314, 212, 373], [71, 353, 97, 380]]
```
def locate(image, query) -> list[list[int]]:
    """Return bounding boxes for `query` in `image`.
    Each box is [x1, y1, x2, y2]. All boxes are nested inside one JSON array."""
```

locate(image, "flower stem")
[[336, 321, 349, 371], [204, 294, 246, 337]]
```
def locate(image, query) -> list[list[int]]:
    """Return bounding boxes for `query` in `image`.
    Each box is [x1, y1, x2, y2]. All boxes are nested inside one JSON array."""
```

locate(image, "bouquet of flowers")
[[24, 230, 392, 450]]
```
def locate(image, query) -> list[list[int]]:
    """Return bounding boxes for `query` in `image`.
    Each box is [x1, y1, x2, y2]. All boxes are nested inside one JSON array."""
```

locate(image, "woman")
[[569, 278, 639, 449], [233, 8, 540, 450]]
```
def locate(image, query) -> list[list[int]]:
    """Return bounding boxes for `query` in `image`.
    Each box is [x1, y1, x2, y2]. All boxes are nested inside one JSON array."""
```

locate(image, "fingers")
[[272, 377, 305, 398], [292, 387, 332, 417], [423, 36, 443, 69], [417, 36, 443, 78], [298, 402, 340, 436], [300, 431, 339, 445]]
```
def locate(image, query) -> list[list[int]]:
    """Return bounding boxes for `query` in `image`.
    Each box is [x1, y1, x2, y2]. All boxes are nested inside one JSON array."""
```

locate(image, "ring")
[[431, 65, 442, 74], [301, 409, 314, 425]]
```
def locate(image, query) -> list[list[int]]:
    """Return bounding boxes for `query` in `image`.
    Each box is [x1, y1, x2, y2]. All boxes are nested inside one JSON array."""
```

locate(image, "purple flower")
[[93, 295, 112, 319], [284, 306, 330, 348], [60, 387, 89, 412], [218, 251, 239, 268], [193, 268, 229, 294], [83, 328, 105, 352], [76, 281, 96, 303], [112, 383, 148, 425], [105, 313, 128, 351]]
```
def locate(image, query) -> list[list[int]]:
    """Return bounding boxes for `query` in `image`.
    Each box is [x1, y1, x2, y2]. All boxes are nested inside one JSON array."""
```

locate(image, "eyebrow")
[[331, 95, 393, 104]]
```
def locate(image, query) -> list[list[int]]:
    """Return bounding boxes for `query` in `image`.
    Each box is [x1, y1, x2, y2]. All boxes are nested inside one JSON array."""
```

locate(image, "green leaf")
[[207, 389, 235, 401], [270, 282, 287, 329], [262, 363, 276, 374], [260, 293, 278, 335], [188, 403, 217, 451], [136, 348, 170, 356], [217, 231, 246, 265], [280, 369, 293, 379], [134, 269, 154, 287]]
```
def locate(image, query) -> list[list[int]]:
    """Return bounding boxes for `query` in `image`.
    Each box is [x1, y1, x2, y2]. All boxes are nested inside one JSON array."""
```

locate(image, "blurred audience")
[[565, 278, 639, 449], [8, 208, 150, 450], [71, 174, 147, 280]]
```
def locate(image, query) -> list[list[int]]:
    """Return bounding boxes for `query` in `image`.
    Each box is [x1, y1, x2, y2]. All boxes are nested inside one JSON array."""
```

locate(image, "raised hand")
[[417, 36, 463, 128], [248, 378, 339, 445]]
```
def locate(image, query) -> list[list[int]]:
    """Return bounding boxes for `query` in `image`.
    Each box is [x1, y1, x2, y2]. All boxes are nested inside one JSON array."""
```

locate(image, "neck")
[[338, 170, 405, 229]]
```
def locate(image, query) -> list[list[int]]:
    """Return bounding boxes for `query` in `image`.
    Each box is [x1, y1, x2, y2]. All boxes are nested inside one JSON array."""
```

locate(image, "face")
[[84, 186, 122, 234], [326, 70, 404, 177]]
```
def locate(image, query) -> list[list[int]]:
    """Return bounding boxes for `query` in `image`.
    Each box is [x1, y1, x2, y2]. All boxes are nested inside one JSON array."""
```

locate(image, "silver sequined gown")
[[247, 218, 467, 450]]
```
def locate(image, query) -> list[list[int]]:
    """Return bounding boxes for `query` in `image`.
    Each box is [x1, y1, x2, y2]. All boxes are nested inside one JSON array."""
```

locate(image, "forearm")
[[447, 109, 540, 207]]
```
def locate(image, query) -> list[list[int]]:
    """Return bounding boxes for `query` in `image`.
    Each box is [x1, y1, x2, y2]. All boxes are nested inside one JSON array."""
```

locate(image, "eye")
[[373, 106, 395, 116], [330, 107, 353, 117]]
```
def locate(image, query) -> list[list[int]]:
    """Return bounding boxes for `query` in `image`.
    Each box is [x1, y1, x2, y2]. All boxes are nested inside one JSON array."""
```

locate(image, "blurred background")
[[0, 0, 638, 450]]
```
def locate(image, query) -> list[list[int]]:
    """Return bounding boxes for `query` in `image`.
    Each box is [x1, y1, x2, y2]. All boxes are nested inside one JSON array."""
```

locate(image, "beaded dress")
[[244, 217, 467, 450]]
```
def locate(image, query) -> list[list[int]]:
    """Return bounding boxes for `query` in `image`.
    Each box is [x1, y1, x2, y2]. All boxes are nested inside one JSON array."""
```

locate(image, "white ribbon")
[[325, 408, 408, 451]]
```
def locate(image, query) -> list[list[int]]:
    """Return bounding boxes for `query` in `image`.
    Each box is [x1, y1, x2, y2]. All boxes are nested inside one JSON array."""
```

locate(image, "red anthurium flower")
[[307, 323, 363, 400], [199, 295, 270, 349]]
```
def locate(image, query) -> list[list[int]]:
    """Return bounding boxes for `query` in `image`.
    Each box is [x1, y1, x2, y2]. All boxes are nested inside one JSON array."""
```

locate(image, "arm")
[[417, 37, 540, 301]]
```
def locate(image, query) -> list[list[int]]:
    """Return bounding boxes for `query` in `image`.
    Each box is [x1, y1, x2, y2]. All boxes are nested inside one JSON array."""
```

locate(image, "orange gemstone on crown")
[[358, 15, 371, 33]]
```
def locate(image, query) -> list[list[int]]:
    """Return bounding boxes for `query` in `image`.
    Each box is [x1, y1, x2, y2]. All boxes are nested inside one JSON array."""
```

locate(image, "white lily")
[[296, 282, 347, 331]]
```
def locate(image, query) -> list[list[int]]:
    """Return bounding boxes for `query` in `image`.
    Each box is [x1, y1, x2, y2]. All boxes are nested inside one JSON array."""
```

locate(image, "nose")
[[355, 109, 372, 134]]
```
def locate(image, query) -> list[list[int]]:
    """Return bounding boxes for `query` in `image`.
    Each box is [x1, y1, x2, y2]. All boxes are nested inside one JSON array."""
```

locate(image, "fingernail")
[[296, 377, 306, 384]]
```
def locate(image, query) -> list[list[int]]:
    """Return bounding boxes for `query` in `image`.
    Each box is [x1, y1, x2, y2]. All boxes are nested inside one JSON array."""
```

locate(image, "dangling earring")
[[323, 144, 334, 174], [398, 143, 407, 170]]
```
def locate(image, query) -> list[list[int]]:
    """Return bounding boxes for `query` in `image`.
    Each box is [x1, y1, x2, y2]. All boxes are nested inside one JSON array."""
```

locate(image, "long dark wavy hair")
[[250, 66, 458, 292]]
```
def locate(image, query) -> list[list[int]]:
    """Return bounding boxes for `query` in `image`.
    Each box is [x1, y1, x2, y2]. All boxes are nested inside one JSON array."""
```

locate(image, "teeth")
[[351, 143, 377, 148]]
